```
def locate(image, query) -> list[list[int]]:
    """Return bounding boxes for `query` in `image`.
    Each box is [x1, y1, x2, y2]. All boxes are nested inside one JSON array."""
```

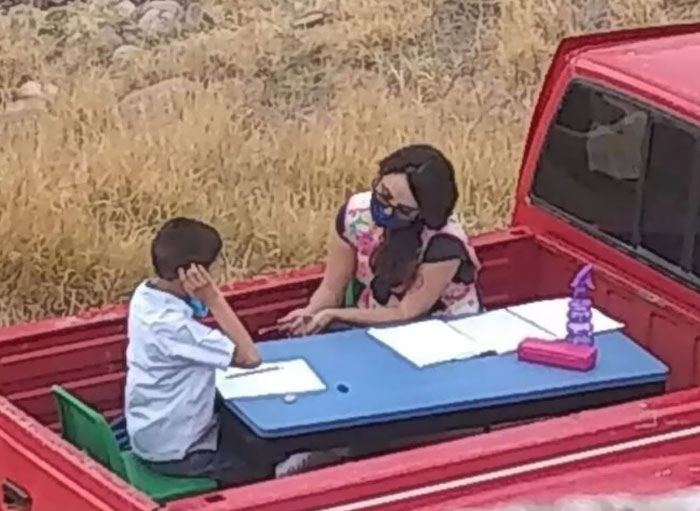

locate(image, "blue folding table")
[[219, 328, 668, 466]]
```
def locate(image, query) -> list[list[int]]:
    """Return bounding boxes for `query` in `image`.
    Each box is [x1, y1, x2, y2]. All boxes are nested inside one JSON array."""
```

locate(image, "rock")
[[4, 81, 56, 128], [16, 81, 44, 100], [0, 107, 43, 131], [578, 0, 610, 30], [200, 10, 214, 28], [43, 7, 69, 23], [137, 0, 183, 38], [15, 80, 58, 101], [114, 0, 135, 17], [120, 28, 143, 45], [111, 44, 143, 66], [291, 10, 327, 29], [5, 4, 41, 30], [5, 97, 47, 114], [0, 96, 47, 131], [95, 25, 124, 53], [44, 0, 69, 7], [9, 0, 69, 8], [118, 77, 201, 127], [183, 1, 202, 29], [44, 83, 59, 96], [91, 0, 122, 7]]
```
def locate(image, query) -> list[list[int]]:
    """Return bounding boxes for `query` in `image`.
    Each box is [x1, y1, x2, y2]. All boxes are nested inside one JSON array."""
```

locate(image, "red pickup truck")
[[3, 22, 700, 511]]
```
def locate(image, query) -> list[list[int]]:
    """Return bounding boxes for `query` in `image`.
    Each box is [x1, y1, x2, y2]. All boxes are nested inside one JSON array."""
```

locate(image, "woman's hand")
[[303, 309, 337, 335], [277, 308, 313, 336], [278, 308, 339, 336]]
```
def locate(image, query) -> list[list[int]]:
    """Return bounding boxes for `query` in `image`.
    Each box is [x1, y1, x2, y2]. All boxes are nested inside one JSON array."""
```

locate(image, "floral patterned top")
[[336, 191, 481, 316]]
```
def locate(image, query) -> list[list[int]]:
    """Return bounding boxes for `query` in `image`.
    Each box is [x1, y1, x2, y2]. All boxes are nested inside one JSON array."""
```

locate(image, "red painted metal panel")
[[0, 335, 126, 395], [227, 281, 319, 311], [9, 373, 125, 426], [0, 266, 324, 357], [576, 47, 700, 128], [0, 323, 126, 360], [472, 230, 538, 309], [532, 235, 700, 389], [647, 314, 697, 391], [164, 389, 700, 511], [411, 453, 700, 511], [605, 286, 650, 348], [0, 397, 154, 511]]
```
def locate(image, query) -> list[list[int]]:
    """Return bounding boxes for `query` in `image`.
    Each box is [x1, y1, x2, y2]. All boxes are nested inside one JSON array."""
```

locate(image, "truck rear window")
[[531, 80, 700, 286]]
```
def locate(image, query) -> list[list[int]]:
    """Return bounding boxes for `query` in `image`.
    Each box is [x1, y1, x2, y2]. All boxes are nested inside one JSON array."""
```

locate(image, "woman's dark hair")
[[370, 144, 459, 304], [151, 217, 223, 280]]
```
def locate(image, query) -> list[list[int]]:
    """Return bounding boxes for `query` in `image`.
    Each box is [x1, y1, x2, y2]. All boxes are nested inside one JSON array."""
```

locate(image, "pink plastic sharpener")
[[517, 338, 598, 372]]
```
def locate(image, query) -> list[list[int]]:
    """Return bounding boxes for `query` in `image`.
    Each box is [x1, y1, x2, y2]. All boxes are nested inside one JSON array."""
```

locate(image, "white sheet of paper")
[[506, 298, 625, 338], [368, 319, 480, 368], [215, 358, 326, 399], [448, 309, 557, 355]]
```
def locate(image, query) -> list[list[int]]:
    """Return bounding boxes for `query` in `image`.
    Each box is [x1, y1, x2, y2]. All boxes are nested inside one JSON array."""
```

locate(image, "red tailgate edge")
[[164, 389, 700, 511]]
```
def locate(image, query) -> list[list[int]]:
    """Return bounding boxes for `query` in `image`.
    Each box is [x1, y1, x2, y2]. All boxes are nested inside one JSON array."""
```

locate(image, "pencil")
[[224, 366, 280, 379]]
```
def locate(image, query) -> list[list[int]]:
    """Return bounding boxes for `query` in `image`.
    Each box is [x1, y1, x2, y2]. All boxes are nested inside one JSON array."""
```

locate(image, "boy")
[[124, 217, 263, 485]]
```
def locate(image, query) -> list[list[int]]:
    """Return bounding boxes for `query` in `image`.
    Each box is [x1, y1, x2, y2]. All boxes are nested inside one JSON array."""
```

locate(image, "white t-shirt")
[[125, 281, 235, 462]]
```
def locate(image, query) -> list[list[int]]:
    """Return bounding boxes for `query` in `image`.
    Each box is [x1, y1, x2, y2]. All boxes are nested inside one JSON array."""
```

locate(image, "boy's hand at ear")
[[178, 264, 221, 305], [179, 264, 261, 368]]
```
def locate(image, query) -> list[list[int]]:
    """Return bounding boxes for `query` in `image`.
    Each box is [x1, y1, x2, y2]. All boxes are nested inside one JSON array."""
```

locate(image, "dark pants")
[[141, 423, 271, 486], [135, 394, 276, 487]]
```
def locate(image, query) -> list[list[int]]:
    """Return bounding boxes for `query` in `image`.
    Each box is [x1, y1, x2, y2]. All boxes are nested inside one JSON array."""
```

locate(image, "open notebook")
[[506, 298, 625, 338], [447, 309, 557, 355], [215, 358, 326, 399], [368, 319, 484, 368], [367, 300, 626, 368]]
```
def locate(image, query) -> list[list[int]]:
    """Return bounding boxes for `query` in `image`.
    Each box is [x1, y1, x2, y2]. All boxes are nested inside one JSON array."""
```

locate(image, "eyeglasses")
[[371, 183, 420, 221]]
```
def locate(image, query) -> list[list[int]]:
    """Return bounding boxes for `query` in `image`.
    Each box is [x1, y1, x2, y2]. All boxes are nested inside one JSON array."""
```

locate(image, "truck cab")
[[514, 23, 700, 393], [3, 22, 700, 511]]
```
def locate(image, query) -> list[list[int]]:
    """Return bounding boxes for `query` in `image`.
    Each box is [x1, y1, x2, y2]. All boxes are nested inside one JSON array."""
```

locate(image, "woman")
[[278, 144, 481, 336]]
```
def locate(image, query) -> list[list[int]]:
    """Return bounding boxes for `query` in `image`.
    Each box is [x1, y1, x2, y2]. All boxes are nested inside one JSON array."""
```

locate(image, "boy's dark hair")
[[151, 217, 223, 280]]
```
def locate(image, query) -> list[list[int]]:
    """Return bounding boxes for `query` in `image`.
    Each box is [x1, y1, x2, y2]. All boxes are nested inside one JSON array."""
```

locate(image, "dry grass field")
[[0, 0, 699, 325]]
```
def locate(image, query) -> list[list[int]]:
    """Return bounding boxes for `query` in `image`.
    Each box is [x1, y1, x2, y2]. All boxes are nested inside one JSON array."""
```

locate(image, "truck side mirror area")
[[1, 479, 32, 511]]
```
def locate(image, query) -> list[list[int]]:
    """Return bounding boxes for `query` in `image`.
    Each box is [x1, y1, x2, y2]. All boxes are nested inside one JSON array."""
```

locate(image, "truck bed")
[[2, 226, 700, 510]]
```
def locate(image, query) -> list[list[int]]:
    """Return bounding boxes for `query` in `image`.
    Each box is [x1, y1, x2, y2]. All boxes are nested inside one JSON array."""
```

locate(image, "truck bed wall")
[[3, 227, 700, 511], [3, 226, 700, 428], [162, 388, 700, 511], [532, 235, 700, 391], [0, 228, 538, 429], [0, 396, 155, 511]]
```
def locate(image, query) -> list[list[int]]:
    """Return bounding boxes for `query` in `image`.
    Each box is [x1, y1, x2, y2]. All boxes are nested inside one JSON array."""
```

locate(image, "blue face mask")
[[370, 194, 415, 230], [185, 296, 210, 318]]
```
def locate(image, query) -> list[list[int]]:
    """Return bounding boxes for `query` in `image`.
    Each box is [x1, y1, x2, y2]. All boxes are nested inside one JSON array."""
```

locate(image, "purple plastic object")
[[567, 263, 595, 346]]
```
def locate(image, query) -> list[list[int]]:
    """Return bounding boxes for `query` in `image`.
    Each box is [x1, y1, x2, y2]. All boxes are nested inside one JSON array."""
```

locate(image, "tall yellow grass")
[[0, 0, 698, 325]]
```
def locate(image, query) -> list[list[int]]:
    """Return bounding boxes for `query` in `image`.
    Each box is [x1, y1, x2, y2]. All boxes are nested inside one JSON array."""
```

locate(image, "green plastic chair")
[[344, 279, 362, 307], [51, 385, 217, 503]]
